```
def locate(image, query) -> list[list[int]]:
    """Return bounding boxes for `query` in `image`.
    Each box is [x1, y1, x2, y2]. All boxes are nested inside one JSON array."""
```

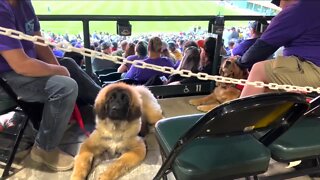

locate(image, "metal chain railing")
[[1, 26, 320, 93]]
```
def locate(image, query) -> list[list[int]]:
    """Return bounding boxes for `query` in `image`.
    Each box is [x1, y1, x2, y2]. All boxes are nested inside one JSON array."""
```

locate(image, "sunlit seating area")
[[1, 1, 320, 180]]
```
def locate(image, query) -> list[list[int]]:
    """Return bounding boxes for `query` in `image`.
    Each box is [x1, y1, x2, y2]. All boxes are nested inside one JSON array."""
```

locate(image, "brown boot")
[[30, 146, 74, 171]]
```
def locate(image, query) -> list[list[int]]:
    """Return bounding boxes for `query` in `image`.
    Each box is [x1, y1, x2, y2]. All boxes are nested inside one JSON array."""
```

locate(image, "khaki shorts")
[[265, 56, 320, 89]]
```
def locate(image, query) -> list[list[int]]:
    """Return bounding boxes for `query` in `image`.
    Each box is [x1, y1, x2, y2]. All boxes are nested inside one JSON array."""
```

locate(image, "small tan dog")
[[70, 83, 163, 180], [189, 57, 248, 112]]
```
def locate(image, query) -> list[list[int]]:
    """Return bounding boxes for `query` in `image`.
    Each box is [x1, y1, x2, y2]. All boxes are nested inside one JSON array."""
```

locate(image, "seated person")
[[52, 45, 64, 59], [117, 41, 148, 73], [232, 20, 268, 56], [166, 46, 201, 85], [236, 0, 320, 98], [183, 40, 198, 52], [161, 41, 176, 64], [168, 41, 183, 61], [112, 40, 127, 57], [125, 36, 175, 84], [199, 37, 217, 75], [174, 40, 199, 69], [145, 46, 200, 86], [225, 41, 235, 56], [0, 0, 77, 171], [92, 41, 119, 73], [123, 42, 135, 58], [63, 51, 84, 67]]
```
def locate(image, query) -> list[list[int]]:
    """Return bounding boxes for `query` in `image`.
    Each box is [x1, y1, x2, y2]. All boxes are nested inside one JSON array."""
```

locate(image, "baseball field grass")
[[32, 1, 257, 35]]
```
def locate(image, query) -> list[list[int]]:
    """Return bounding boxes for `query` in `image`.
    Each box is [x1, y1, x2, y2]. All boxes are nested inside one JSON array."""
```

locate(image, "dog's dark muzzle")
[[108, 104, 128, 120], [106, 90, 130, 120]]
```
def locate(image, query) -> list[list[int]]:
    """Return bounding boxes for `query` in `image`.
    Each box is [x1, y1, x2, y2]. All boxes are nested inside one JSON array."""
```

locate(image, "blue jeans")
[[1, 72, 78, 150]]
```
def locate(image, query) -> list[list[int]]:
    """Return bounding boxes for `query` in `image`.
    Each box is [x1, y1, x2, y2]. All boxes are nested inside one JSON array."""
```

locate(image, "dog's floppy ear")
[[94, 95, 108, 120], [94, 86, 111, 120], [127, 99, 142, 121]]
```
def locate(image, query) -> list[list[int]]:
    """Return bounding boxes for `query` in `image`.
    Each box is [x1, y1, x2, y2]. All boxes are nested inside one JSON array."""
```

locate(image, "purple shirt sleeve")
[[0, 1, 40, 73], [260, 1, 320, 66], [0, 3, 22, 51], [232, 38, 257, 56], [260, 2, 308, 47]]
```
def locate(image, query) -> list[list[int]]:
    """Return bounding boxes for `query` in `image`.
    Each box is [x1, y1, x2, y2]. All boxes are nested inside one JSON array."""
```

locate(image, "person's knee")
[[50, 76, 78, 101], [249, 61, 268, 82], [251, 61, 265, 73], [63, 77, 78, 99], [60, 57, 78, 69]]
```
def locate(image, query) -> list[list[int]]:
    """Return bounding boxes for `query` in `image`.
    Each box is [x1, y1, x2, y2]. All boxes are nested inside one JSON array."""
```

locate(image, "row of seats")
[[154, 92, 320, 180], [95, 68, 139, 86], [2, 73, 320, 179]]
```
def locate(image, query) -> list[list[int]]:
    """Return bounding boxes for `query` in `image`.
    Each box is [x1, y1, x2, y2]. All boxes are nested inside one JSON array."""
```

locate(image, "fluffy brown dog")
[[70, 82, 163, 180], [189, 57, 248, 112]]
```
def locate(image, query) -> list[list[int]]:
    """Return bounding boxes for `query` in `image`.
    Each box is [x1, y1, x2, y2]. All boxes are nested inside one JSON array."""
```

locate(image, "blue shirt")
[[0, 0, 40, 73]]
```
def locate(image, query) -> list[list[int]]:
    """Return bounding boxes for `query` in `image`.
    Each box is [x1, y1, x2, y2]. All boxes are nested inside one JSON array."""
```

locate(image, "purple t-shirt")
[[261, 1, 320, 66], [0, 0, 40, 73], [125, 57, 175, 84], [125, 55, 147, 70]]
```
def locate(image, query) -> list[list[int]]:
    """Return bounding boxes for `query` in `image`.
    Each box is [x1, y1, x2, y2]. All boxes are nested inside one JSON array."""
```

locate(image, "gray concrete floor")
[[0, 95, 319, 180]]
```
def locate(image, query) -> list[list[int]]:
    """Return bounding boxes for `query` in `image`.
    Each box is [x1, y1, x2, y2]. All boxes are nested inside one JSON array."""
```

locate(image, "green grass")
[[32, 1, 257, 34]]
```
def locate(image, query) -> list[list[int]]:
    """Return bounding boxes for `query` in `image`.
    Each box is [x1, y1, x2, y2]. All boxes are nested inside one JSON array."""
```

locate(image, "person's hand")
[[229, 55, 241, 62], [230, 55, 247, 71], [56, 66, 70, 77], [167, 81, 181, 85]]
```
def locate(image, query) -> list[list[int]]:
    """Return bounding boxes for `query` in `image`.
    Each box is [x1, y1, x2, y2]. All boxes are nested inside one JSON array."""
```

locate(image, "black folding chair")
[[0, 77, 41, 178], [154, 92, 309, 180]]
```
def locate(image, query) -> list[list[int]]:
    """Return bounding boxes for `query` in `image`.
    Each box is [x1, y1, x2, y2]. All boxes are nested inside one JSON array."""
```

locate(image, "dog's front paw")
[[70, 175, 84, 180], [197, 105, 214, 112], [189, 99, 202, 106], [98, 173, 113, 180]]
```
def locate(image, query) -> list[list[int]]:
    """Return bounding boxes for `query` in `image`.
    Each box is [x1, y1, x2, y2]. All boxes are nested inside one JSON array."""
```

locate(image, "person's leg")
[[240, 61, 269, 97], [2, 72, 78, 171], [241, 56, 320, 98], [60, 57, 101, 105]]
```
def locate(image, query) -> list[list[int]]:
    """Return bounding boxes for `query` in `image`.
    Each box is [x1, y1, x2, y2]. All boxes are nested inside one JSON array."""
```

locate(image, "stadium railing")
[[38, 15, 274, 97]]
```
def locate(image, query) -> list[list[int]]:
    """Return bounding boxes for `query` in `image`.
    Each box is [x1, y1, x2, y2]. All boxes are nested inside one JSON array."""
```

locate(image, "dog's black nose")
[[111, 105, 121, 111]]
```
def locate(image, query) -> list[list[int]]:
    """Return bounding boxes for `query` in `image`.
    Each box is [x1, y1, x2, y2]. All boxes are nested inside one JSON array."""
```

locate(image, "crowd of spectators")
[[45, 22, 261, 77]]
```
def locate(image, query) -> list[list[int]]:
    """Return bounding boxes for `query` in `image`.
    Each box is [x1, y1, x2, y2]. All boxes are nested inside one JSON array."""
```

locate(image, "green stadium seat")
[[266, 96, 320, 179], [153, 92, 309, 180]]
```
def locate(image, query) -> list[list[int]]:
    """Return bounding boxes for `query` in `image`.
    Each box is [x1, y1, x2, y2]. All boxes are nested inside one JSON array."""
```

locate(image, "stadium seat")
[[102, 78, 140, 87], [153, 92, 309, 180], [266, 95, 320, 179], [95, 68, 117, 77], [99, 72, 122, 84]]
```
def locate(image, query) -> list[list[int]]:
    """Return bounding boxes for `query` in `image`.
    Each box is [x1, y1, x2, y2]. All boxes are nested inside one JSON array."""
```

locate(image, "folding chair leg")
[[1, 116, 29, 178], [156, 146, 169, 180]]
